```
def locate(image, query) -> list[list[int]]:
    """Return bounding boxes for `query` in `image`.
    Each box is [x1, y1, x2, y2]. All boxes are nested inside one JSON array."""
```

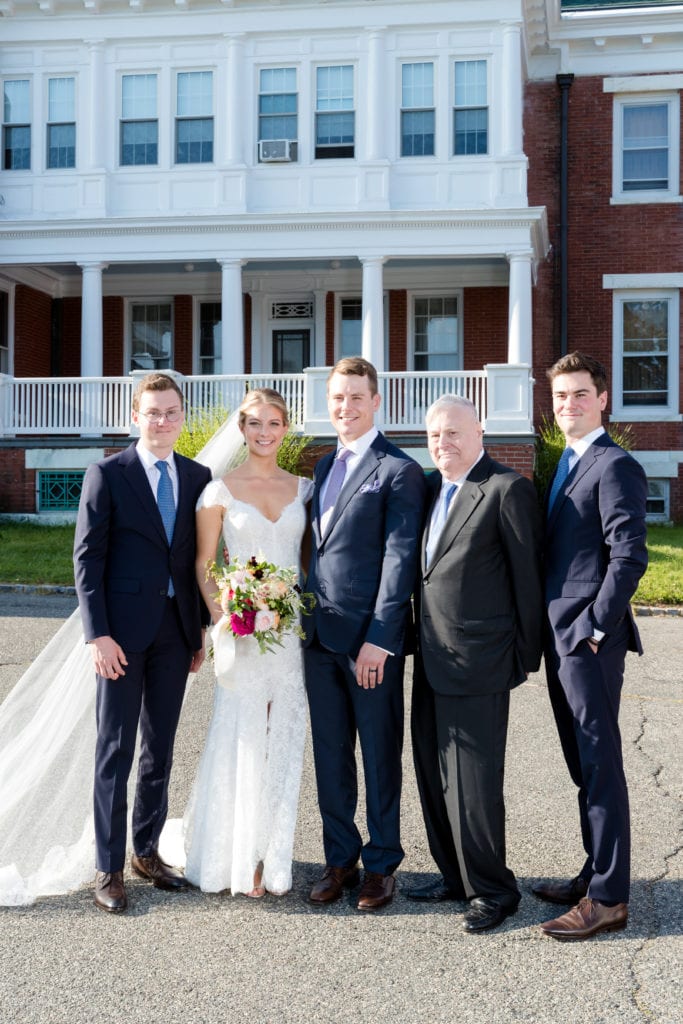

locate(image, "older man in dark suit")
[[408, 394, 543, 933], [533, 352, 648, 940], [304, 357, 426, 911], [74, 372, 211, 913]]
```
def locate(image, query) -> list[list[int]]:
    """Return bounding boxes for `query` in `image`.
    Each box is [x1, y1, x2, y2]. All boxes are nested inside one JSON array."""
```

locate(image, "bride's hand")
[[90, 636, 128, 679]]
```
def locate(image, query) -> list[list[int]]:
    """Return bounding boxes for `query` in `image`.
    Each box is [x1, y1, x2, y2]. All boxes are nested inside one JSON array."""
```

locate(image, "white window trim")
[[118, 71, 160, 170], [408, 289, 463, 371], [45, 74, 76, 173], [611, 91, 681, 205], [192, 295, 222, 375], [313, 62, 356, 160], [451, 58, 490, 160], [0, 281, 15, 376], [124, 297, 175, 374], [174, 68, 215, 167], [399, 59, 436, 161], [609, 286, 681, 422]]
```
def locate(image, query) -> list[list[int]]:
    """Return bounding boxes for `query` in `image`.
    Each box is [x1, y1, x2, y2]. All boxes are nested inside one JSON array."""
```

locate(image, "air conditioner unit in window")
[[259, 139, 293, 163]]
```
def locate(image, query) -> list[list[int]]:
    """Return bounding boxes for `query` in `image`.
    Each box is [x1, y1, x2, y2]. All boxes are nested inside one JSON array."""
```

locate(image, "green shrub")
[[534, 415, 634, 502]]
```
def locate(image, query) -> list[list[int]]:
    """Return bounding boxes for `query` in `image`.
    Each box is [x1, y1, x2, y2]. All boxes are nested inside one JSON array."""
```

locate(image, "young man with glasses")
[[74, 372, 211, 913]]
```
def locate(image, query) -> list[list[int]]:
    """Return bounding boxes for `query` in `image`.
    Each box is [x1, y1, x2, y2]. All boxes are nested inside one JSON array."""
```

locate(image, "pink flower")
[[230, 610, 256, 636], [254, 609, 280, 633]]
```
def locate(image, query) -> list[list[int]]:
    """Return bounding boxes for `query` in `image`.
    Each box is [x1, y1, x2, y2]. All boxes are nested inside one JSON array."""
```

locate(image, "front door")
[[272, 329, 310, 373]]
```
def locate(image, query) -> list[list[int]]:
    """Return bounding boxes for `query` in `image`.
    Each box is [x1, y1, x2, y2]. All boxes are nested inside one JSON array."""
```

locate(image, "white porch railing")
[[0, 365, 534, 438]]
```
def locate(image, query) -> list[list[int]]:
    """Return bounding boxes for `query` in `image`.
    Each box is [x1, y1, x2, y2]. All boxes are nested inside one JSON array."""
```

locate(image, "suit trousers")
[[93, 597, 192, 872], [304, 641, 405, 876], [411, 662, 519, 905], [544, 620, 631, 904]]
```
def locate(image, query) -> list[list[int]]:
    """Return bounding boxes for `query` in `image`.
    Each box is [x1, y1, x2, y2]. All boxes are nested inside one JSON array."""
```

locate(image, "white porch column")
[[501, 21, 523, 156], [361, 256, 385, 370], [219, 259, 245, 374], [79, 262, 107, 376], [86, 42, 106, 170], [507, 251, 533, 365], [365, 29, 386, 161], [225, 35, 245, 166]]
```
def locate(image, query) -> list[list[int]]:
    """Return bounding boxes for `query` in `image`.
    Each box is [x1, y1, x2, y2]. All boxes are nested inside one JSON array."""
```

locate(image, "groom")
[[74, 372, 211, 913], [304, 356, 426, 911]]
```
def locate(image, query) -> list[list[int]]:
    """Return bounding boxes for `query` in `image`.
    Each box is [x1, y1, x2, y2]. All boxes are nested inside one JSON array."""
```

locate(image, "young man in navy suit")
[[74, 372, 211, 913], [534, 352, 648, 940], [304, 357, 426, 911]]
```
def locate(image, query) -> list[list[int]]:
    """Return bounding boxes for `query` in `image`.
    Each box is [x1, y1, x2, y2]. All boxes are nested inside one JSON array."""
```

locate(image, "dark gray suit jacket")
[[417, 453, 543, 696]]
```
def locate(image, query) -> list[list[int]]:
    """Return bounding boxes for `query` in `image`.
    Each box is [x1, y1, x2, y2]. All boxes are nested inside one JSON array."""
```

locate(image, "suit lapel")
[[316, 436, 386, 543], [424, 456, 490, 573], [119, 444, 168, 546], [172, 454, 193, 549], [547, 440, 608, 530]]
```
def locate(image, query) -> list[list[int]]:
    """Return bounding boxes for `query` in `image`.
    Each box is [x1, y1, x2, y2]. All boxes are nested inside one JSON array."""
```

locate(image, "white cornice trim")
[[604, 72, 683, 92]]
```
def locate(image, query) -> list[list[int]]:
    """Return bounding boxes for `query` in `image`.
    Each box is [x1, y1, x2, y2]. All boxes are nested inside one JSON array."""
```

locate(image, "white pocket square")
[[359, 479, 381, 494]]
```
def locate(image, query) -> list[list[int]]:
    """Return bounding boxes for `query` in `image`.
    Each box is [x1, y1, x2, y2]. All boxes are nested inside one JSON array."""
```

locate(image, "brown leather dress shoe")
[[357, 872, 395, 911], [309, 865, 361, 904], [541, 898, 628, 941], [532, 875, 589, 905], [94, 870, 128, 913], [131, 851, 188, 891]]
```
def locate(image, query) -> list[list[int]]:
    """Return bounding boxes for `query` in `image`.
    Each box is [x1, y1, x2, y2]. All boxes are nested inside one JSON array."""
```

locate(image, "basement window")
[[38, 471, 84, 512]]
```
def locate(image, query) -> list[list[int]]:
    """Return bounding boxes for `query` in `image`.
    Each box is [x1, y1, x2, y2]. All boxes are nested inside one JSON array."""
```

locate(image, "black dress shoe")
[[462, 897, 518, 933], [131, 851, 188, 891], [532, 875, 589, 905], [94, 870, 128, 913], [405, 880, 465, 902]]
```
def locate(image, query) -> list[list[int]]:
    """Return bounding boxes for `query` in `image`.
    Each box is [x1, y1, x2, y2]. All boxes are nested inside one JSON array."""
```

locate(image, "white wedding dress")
[[178, 476, 312, 895]]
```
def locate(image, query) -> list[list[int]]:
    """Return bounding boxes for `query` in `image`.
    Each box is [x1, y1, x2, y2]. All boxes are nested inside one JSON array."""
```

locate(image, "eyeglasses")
[[138, 408, 184, 424]]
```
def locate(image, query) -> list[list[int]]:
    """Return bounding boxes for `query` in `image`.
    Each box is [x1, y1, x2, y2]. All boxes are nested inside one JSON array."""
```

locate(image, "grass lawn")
[[0, 520, 681, 607]]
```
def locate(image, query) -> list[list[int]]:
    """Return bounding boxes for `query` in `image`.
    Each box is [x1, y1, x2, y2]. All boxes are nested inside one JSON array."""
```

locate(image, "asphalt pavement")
[[0, 591, 681, 1024]]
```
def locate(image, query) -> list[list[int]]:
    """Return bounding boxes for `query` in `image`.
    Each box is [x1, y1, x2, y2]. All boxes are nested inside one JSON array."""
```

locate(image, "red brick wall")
[[174, 295, 193, 374], [13, 286, 51, 377], [463, 288, 508, 370], [0, 449, 35, 513], [388, 290, 408, 371]]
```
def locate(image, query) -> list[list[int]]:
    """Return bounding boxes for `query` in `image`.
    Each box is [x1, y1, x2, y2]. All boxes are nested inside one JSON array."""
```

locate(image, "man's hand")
[[355, 642, 389, 689], [90, 636, 128, 679], [190, 635, 207, 674]]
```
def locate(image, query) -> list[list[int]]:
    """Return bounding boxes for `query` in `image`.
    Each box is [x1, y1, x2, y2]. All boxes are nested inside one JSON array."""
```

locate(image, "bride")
[[180, 388, 312, 897], [0, 387, 311, 905]]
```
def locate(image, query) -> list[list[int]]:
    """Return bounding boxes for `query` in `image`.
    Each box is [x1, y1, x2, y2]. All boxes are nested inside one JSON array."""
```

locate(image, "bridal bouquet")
[[209, 555, 314, 656]]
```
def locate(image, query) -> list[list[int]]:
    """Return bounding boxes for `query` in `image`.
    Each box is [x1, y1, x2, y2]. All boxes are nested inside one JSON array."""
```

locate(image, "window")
[[315, 65, 354, 159], [612, 94, 679, 201], [199, 302, 222, 375], [38, 471, 84, 512], [0, 290, 9, 374], [259, 68, 298, 159], [120, 74, 158, 166], [340, 297, 362, 358], [413, 296, 460, 370], [611, 288, 680, 420], [401, 63, 434, 157], [176, 71, 213, 164], [646, 479, 669, 522], [3, 79, 30, 170], [130, 303, 173, 371], [47, 77, 75, 169], [453, 60, 487, 155]]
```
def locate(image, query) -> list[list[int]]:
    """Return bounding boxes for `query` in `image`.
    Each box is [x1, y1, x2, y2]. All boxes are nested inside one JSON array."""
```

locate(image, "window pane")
[[316, 112, 354, 146], [176, 118, 213, 163], [131, 304, 172, 370], [3, 125, 31, 169], [4, 80, 30, 123], [177, 71, 213, 117], [47, 123, 75, 168], [622, 103, 669, 191], [622, 299, 669, 406], [340, 298, 362, 358], [316, 66, 353, 111], [402, 63, 434, 108], [454, 60, 486, 107], [454, 108, 488, 154], [199, 302, 222, 374], [402, 110, 435, 156], [122, 74, 157, 119], [260, 67, 296, 94], [414, 296, 458, 369], [121, 120, 158, 165], [48, 78, 75, 122]]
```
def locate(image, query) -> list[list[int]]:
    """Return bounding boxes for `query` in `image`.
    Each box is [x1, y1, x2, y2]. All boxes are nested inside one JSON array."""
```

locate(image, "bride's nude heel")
[[247, 862, 266, 899]]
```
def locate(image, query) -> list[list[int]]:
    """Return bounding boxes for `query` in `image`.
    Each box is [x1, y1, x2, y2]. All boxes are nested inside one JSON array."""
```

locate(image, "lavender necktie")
[[321, 448, 351, 517]]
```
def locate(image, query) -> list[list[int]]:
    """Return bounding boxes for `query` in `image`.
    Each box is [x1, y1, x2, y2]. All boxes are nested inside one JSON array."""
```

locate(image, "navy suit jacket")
[[74, 444, 211, 653], [416, 454, 544, 696], [304, 432, 426, 659], [544, 433, 648, 658]]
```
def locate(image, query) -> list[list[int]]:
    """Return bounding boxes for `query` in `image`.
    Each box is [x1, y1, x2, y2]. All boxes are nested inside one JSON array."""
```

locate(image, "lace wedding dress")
[[177, 476, 312, 895]]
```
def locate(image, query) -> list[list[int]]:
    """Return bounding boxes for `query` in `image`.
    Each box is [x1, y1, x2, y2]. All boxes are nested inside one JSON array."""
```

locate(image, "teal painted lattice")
[[38, 471, 84, 511]]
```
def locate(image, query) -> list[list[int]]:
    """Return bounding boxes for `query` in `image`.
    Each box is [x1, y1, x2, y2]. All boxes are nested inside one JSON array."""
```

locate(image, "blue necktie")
[[156, 460, 176, 596], [426, 483, 458, 565], [321, 448, 351, 517], [547, 448, 573, 517]]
